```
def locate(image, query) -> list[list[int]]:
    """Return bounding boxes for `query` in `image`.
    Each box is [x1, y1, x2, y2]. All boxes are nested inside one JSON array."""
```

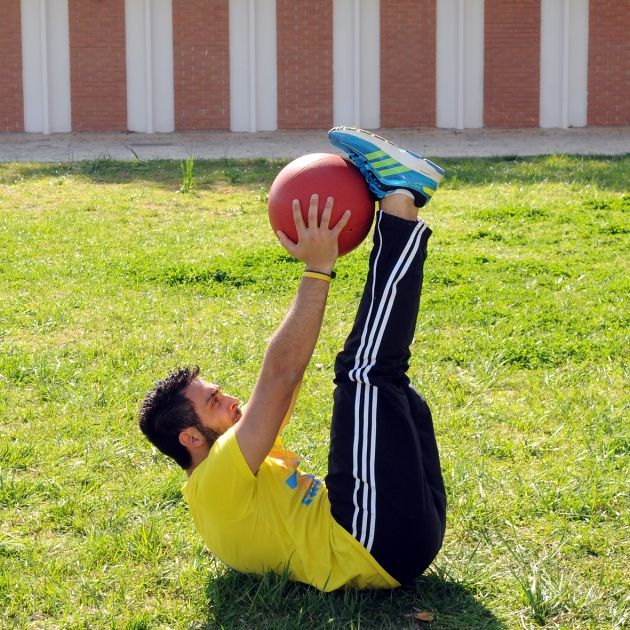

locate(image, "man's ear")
[[179, 427, 204, 449]]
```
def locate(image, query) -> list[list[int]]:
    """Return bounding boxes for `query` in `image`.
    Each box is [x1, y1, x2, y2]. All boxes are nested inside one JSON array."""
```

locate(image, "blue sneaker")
[[328, 127, 445, 207]]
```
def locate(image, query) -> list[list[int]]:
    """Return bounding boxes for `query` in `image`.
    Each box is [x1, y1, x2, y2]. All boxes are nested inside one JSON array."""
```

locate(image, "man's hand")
[[277, 194, 351, 274]]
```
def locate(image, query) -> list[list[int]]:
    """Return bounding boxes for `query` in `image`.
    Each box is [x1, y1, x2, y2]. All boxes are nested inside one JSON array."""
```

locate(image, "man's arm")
[[278, 377, 302, 436], [240, 379, 302, 437], [234, 194, 350, 474]]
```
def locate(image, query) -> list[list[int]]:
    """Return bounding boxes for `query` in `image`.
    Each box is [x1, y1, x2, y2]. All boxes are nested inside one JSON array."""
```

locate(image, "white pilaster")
[[436, 0, 484, 129], [568, 0, 589, 127], [248, 0, 257, 132], [353, 0, 361, 126], [540, 0, 589, 128], [333, 0, 379, 129], [40, 0, 49, 134], [229, 0, 278, 132], [144, 0, 154, 132], [125, 0, 175, 133], [21, 0, 71, 133]]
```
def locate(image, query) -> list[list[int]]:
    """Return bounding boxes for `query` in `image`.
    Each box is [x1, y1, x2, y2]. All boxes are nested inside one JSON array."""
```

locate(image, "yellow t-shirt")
[[181, 427, 399, 591]]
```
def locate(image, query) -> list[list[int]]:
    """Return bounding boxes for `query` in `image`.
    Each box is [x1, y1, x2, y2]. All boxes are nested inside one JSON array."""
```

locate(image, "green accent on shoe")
[[364, 149, 387, 160], [423, 187, 434, 197], [372, 157, 398, 169], [379, 164, 412, 176]]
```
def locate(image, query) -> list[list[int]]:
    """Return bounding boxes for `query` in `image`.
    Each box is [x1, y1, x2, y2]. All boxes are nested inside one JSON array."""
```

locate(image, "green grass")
[[0, 154, 629, 629]]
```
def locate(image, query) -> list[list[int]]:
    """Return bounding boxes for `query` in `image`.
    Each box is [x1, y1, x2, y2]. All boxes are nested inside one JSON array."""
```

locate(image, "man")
[[138, 128, 447, 591]]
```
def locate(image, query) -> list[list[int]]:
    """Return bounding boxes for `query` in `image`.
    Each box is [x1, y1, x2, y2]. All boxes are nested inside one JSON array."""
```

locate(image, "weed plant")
[[0, 155, 629, 629], [179, 156, 196, 194]]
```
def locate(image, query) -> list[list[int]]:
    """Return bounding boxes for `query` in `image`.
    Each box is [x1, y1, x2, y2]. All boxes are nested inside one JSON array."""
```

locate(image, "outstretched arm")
[[278, 377, 302, 436], [238, 377, 301, 437], [234, 194, 350, 474]]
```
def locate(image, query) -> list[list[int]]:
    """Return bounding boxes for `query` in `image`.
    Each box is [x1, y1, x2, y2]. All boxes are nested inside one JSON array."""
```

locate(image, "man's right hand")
[[277, 194, 351, 274]]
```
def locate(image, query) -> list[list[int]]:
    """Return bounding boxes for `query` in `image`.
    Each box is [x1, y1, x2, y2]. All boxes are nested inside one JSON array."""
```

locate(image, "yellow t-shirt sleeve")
[[189, 427, 256, 521]]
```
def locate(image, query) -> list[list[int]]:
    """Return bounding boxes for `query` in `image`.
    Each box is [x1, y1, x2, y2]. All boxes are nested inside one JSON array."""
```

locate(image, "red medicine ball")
[[268, 153, 375, 257]]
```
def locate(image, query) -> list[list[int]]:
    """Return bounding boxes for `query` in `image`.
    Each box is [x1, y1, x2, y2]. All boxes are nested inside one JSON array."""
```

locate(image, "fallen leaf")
[[414, 611, 435, 622]]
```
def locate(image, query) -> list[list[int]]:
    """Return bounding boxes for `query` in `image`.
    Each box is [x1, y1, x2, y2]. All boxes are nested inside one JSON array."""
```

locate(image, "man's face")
[[184, 377, 242, 438]]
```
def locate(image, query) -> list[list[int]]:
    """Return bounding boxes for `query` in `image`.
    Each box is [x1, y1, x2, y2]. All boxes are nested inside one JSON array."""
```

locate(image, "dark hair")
[[138, 366, 217, 470]]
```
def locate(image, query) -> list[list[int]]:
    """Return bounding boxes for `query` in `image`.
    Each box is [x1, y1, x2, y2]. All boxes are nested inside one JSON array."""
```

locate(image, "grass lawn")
[[0, 154, 629, 629]]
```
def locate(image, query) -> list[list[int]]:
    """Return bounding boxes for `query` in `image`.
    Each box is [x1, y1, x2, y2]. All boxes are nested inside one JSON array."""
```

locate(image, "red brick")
[[277, 0, 333, 130], [380, 0, 436, 128], [173, 0, 230, 130], [484, 0, 540, 127], [588, 1, 630, 125], [0, 0, 24, 132], [69, 0, 127, 131]]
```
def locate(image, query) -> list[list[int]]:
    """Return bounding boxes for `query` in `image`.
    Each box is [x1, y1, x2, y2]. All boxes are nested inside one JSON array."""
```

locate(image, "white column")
[[46, 0, 72, 133], [248, 0, 257, 132], [144, 0, 154, 132], [540, 0, 589, 128], [151, 0, 175, 132], [229, 0, 277, 132], [353, 0, 361, 126], [436, 0, 484, 129], [568, 0, 589, 127], [125, 0, 175, 133], [333, 0, 354, 126], [360, 0, 380, 128], [256, 0, 278, 131], [40, 0, 49, 134], [333, 0, 380, 129], [21, 0, 71, 134]]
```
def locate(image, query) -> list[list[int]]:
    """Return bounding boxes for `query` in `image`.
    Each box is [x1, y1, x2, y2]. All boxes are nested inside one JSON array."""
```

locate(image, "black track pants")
[[325, 211, 447, 585]]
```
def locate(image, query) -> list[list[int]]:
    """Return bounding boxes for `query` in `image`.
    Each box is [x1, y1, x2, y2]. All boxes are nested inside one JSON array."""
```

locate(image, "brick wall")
[[69, 0, 127, 131], [173, 0, 230, 130], [484, 0, 540, 127], [588, 1, 630, 126], [380, 0, 436, 128], [277, 0, 333, 130], [0, 0, 24, 132]]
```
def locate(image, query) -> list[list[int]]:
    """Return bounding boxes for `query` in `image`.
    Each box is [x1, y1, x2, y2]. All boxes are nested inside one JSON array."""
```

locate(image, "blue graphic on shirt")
[[300, 476, 323, 505], [284, 471, 322, 504], [285, 471, 299, 490], [272, 446, 323, 505]]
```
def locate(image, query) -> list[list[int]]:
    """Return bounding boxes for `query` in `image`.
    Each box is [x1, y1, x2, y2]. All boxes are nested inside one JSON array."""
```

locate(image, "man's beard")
[[197, 424, 221, 446]]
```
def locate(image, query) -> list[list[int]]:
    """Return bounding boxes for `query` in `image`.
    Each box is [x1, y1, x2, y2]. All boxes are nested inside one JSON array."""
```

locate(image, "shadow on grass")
[[203, 567, 505, 630], [2, 154, 629, 192], [438, 153, 630, 193], [0, 157, 287, 190]]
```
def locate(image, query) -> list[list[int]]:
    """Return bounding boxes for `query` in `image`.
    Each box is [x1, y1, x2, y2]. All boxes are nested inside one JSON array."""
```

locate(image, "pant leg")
[[325, 211, 446, 584]]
